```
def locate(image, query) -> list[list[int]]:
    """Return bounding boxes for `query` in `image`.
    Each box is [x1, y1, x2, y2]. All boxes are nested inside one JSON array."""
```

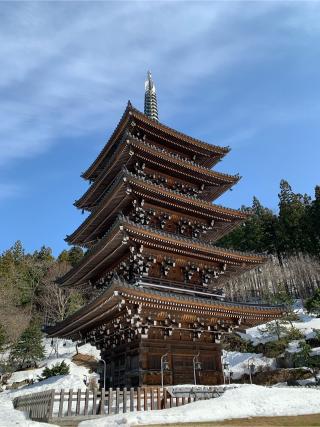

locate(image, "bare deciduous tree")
[[223, 253, 320, 303], [39, 262, 84, 325]]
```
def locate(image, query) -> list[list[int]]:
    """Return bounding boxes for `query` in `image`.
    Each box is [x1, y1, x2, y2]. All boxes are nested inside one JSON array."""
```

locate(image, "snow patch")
[[224, 351, 276, 379], [0, 393, 57, 427], [79, 384, 320, 427]]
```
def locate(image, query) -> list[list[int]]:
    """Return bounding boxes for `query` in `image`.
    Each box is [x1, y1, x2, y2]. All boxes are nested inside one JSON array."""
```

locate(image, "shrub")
[[221, 333, 257, 353], [284, 327, 304, 341], [38, 360, 70, 381], [263, 339, 287, 358]]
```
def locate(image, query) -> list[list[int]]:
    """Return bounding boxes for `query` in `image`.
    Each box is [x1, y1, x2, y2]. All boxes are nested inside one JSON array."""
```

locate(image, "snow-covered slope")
[[4, 338, 100, 390], [0, 338, 100, 426]]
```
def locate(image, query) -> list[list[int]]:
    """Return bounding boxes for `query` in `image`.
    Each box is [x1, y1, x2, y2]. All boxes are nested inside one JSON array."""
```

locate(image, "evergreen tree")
[[305, 289, 320, 316], [306, 186, 320, 256], [278, 180, 311, 255], [10, 321, 45, 369], [57, 247, 84, 267], [57, 250, 69, 264], [218, 197, 279, 255], [68, 246, 84, 267], [0, 323, 7, 352], [33, 246, 54, 262]]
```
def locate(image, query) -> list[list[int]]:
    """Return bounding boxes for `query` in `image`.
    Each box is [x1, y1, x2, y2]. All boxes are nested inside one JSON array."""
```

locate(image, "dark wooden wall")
[[101, 337, 223, 388]]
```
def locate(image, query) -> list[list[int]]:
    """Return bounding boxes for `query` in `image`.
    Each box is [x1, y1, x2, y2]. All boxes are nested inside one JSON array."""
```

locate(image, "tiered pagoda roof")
[[76, 136, 239, 210], [82, 102, 230, 182], [67, 170, 248, 247], [48, 278, 283, 340], [49, 75, 283, 388], [59, 100, 267, 295], [61, 215, 266, 288]]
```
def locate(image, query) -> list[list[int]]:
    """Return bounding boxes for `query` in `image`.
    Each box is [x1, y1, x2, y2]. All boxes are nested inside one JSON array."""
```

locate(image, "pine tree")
[[57, 247, 84, 267], [218, 197, 279, 255], [68, 246, 84, 267], [306, 186, 320, 256], [10, 321, 45, 369], [33, 246, 54, 262], [278, 180, 311, 255], [57, 250, 69, 264]]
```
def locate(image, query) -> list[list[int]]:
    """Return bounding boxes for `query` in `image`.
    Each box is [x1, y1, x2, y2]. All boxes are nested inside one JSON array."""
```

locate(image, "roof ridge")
[[129, 104, 230, 154], [128, 135, 240, 181], [126, 170, 248, 217], [123, 217, 266, 260], [64, 214, 264, 285]]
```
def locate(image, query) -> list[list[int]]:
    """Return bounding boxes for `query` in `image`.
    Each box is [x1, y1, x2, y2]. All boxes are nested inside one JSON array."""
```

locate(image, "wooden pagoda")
[[48, 73, 283, 387]]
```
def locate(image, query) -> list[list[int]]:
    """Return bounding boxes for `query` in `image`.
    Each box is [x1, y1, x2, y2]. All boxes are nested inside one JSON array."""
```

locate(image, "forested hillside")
[[218, 180, 320, 300], [0, 243, 84, 345]]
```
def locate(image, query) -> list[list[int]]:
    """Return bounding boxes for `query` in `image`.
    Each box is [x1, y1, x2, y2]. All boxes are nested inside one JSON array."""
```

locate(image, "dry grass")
[[141, 413, 320, 426]]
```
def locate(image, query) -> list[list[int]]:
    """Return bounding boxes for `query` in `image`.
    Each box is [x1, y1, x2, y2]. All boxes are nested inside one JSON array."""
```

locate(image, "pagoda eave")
[[47, 280, 284, 340], [60, 217, 267, 288], [76, 139, 239, 210], [82, 103, 229, 181], [67, 171, 248, 247]]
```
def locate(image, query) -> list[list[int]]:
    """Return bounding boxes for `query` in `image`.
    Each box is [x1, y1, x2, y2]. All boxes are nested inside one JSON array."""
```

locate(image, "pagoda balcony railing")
[[134, 275, 225, 300], [134, 276, 282, 309]]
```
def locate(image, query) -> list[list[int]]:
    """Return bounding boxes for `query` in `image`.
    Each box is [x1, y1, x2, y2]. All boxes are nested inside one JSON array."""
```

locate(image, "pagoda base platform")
[[101, 338, 223, 388]]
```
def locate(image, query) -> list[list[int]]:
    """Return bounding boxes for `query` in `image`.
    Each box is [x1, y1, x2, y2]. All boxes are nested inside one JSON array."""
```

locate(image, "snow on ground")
[[0, 393, 58, 427], [8, 374, 87, 398], [224, 351, 275, 379], [79, 384, 320, 427], [238, 306, 320, 345], [0, 338, 99, 426], [5, 338, 100, 388], [8, 358, 89, 386]]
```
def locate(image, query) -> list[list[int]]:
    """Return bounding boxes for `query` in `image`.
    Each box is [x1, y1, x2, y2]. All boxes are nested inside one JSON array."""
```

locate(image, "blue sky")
[[1, 1, 320, 256]]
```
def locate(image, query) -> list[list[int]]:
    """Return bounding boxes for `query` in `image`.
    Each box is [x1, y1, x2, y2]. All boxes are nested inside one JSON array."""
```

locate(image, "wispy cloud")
[[0, 1, 319, 166]]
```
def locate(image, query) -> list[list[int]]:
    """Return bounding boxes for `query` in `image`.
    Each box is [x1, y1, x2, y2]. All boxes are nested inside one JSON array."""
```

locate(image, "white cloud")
[[0, 1, 319, 166]]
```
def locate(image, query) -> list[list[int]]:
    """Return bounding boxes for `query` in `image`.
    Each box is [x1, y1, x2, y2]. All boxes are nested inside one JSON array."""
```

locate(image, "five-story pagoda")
[[48, 73, 283, 387]]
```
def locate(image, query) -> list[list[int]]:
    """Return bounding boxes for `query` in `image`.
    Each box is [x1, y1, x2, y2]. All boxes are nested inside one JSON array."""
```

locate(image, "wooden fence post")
[[46, 389, 55, 421], [163, 388, 167, 409], [58, 389, 64, 418], [84, 389, 89, 416], [130, 387, 134, 412], [108, 388, 113, 415], [157, 387, 161, 410], [99, 388, 105, 415], [76, 388, 81, 415], [92, 389, 97, 415], [150, 387, 154, 410], [116, 387, 120, 414], [123, 387, 127, 413], [143, 388, 147, 411], [67, 389, 73, 417], [137, 387, 141, 411]]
